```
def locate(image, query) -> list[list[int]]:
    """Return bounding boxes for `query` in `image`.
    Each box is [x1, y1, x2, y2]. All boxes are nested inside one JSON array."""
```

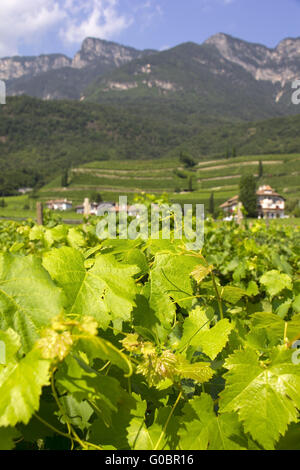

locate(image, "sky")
[[0, 0, 300, 58]]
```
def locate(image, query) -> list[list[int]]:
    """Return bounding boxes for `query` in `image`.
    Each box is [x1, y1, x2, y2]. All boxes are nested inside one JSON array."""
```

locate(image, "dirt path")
[[72, 168, 175, 176], [198, 161, 282, 171]]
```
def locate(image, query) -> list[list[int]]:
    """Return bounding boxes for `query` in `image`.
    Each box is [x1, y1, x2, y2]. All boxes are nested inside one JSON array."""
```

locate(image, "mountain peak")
[[72, 37, 155, 69], [276, 37, 300, 57], [204, 33, 237, 46]]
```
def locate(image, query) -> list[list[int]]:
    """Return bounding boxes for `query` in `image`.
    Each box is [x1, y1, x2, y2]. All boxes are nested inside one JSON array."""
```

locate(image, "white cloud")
[[0, 0, 66, 56], [60, 0, 132, 45], [0, 0, 132, 57]]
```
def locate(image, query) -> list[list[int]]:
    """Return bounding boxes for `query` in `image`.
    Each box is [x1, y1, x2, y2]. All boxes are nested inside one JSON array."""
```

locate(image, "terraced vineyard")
[[0, 153, 299, 221], [38, 153, 300, 208]]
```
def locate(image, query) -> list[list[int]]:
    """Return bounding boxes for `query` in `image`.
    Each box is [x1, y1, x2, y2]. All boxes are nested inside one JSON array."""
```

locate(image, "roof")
[[46, 199, 72, 205], [220, 185, 285, 209], [256, 185, 285, 200], [219, 195, 239, 209]]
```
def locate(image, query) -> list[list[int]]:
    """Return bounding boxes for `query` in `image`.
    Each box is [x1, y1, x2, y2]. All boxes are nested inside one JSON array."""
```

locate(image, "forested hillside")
[[0, 96, 300, 194]]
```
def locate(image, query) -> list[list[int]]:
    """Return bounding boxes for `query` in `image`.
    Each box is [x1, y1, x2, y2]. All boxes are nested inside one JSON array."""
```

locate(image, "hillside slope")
[[38, 154, 300, 211], [1, 96, 300, 194]]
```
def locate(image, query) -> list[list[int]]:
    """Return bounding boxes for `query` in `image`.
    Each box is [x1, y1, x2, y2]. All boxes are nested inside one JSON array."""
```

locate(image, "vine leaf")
[[0, 349, 50, 427], [0, 427, 20, 450], [260, 270, 292, 298], [191, 264, 213, 284], [43, 247, 139, 329], [178, 307, 234, 360], [219, 347, 300, 449], [178, 394, 247, 450], [0, 254, 64, 352]]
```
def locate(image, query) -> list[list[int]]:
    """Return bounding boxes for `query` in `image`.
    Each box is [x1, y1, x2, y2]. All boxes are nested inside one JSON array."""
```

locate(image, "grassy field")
[[0, 195, 82, 221]]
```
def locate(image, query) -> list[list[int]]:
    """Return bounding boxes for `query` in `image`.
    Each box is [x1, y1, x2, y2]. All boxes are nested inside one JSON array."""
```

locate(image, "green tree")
[[258, 160, 263, 179], [209, 192, 215, 216], [232, 146, 237, 158], [239, 175, 257, 218], [225, 148, 230, 159], [89, 192, 103, 204], [180, 151, 196, 168], [188, 176, 194, 192], [61, 169, 68, 188]]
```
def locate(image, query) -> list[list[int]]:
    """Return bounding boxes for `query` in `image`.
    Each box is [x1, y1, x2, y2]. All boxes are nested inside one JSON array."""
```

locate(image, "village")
[[45, 184, 286, 220]]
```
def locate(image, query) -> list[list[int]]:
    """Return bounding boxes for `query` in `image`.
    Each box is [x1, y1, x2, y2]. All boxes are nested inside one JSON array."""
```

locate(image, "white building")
[[256, 185, 285, 219], [220, 185, 285, 219], [46, 199, 73, 211]]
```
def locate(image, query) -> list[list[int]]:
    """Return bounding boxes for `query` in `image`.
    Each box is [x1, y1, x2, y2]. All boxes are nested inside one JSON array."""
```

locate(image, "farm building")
[[220, 185, 285, 219], [75, 202, 100, 215], [46, 199, 73, 211]]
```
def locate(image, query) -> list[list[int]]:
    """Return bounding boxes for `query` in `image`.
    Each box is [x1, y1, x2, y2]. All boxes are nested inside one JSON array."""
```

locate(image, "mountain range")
[[0, 34, 300, 195], [1, 34, 300, 120]]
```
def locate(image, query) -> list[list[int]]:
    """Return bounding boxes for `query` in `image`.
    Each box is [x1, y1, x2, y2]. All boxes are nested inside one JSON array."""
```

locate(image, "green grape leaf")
[[128, 397, 179, 450], [43, 248, 139, 329], [293, 295, 300, 314], [0, 329, 21, 367], [126, 396, 153, 450], [178, 307, 210, 350], [195, 319, 234, 360], [0, 427, 20, 450], [76, 335, 133, 376], [178, 394, 246, 450], [176, 358, 214, 383], [59, 395, 94, 432], [148, 253, 199, 331], [89, 391, 139, 449], [0, 349, 50, 426], [260, 270, 293, 298], [0, 254, 64, 352], [276, 299, 293, 319], [246, 281, 259, 296], [151, 253, 199, 308], [67, 227, 86, 248], [178, 308, 233, 360], [250, 312, 300, 344], [56, 355, 124, 427], [191, 264, 213, 284], [221, 286, 248, 304], [219, 347, 300, 449]]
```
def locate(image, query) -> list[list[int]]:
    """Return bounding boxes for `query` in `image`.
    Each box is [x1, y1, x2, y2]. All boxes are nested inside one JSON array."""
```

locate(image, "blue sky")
[[0, 0, 300, 58]]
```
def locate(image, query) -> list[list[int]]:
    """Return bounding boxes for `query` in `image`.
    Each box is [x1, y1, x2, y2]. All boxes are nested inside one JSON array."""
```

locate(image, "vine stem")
[[34, 413, 76, 441], [34, 414, 102, 451], [284, 322, 288, 347], [186, 250, 224, 320], [211, 271, 224, 320], [154, 391, 182, 451], [50, 369, 88, 450]]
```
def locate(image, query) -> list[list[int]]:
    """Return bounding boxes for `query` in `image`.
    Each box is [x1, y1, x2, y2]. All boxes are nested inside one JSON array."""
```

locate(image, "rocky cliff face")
[[0, 54, 71, 81], [72, 37, 154, 69], [1, 38, 156, 100], [205, 33, 300, 87]]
